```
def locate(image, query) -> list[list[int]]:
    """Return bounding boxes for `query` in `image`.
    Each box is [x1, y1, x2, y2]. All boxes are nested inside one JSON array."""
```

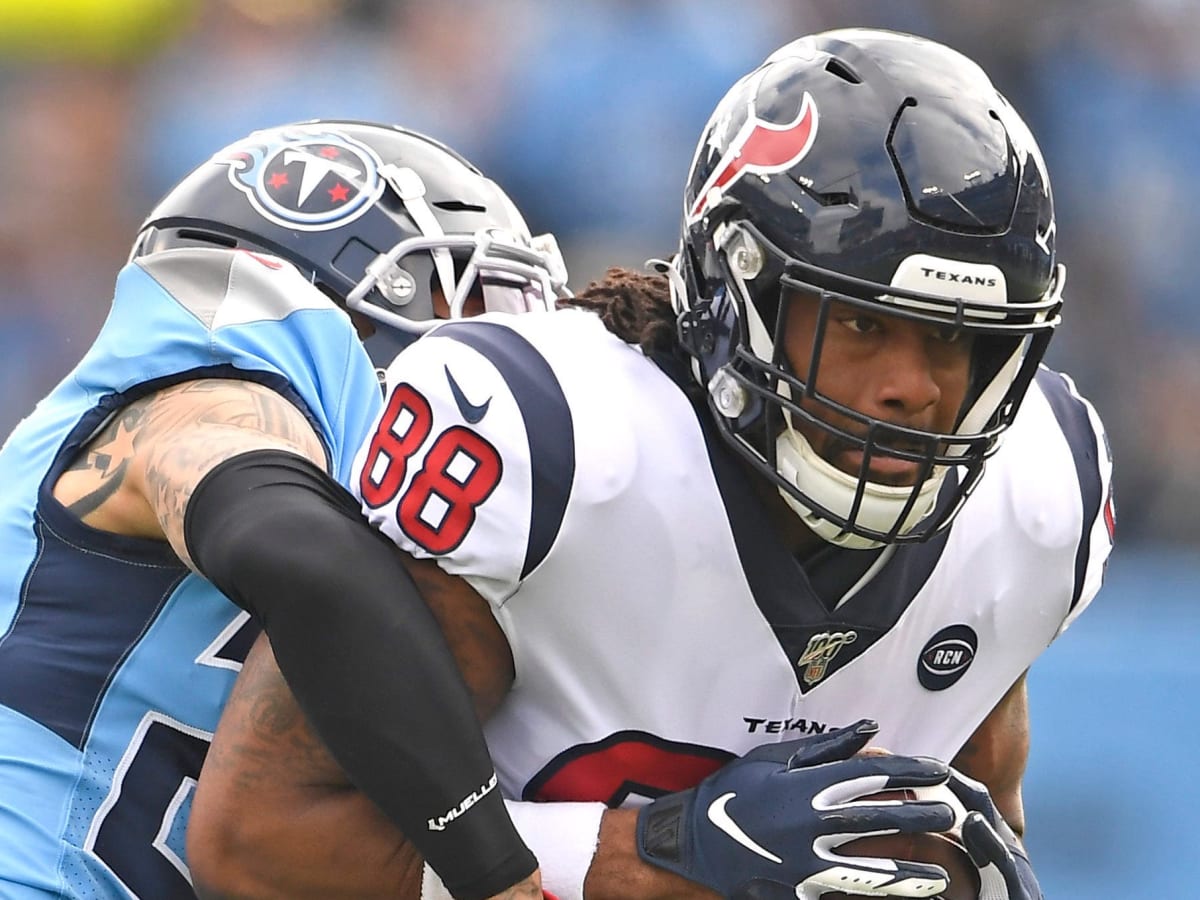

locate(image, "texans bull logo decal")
[[688, 89, 818, 224], [215, 128, 385, 231]]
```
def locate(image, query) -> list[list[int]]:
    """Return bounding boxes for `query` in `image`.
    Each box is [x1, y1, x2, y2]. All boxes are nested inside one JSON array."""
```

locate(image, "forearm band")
[[184, 449, 535, 898], [423, 800, 605, 900]]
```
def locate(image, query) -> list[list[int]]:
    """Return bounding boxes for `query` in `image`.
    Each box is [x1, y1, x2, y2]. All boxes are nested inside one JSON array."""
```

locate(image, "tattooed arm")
[[53, 378, 326, 564], [54, 378, 544, 899], [191, 556, 710, 900], [189, 555, 537, 900], [191, 635, 422, 899]]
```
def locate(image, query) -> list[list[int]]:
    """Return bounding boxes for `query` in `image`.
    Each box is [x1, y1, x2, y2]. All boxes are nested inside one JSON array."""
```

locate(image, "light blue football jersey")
[[0, 248, 382, 898]]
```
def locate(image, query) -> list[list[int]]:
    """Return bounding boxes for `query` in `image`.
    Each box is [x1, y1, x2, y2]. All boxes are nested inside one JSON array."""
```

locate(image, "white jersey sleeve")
[[350, 311, 597, 605], [1032, 367, 1115, 634]]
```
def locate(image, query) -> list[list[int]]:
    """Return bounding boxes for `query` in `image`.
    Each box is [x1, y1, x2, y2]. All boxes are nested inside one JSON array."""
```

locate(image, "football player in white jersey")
[[189, 31, 1112, 900]]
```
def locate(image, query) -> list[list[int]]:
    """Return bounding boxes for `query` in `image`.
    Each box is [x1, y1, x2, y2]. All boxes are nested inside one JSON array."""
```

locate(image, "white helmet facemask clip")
[[344, 165, 570, 338]]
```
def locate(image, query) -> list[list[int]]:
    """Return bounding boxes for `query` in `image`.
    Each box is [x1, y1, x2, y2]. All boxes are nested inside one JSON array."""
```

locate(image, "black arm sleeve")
[[184, 449, 535, 899]]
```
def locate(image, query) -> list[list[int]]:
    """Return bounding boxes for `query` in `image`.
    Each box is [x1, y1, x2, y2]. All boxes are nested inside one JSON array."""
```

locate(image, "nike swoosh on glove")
[[637, 720, 961, 900]]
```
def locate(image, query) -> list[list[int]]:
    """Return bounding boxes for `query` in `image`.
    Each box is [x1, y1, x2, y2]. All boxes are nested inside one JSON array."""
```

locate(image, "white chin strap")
[[775, 425, 945, 550]]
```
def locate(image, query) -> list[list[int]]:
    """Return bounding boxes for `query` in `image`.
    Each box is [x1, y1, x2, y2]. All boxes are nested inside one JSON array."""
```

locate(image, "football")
[[822, 784, 979, 900]]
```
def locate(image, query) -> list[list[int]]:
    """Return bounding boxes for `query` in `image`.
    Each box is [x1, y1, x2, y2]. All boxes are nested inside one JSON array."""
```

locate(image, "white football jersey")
[[353, 308, 1113, 806]]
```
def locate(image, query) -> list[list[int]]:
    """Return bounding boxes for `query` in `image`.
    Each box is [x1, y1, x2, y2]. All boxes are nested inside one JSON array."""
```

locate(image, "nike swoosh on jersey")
[[444, 365, 491, 424], [706, 791, 783, 864]]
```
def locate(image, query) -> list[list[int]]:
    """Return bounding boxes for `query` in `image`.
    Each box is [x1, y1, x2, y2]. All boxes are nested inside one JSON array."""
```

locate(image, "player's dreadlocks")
[[559, 266, 678, 353]]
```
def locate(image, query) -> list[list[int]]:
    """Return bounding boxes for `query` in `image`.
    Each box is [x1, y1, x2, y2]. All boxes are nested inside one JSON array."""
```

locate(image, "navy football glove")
[[636, 720, 959, 899], [946, 769, 1044, 900]]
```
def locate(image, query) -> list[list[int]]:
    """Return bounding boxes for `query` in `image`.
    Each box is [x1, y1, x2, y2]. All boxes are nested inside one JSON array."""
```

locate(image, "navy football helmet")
[[132, 120, 569, 365], [670, 28, 1064, 548]]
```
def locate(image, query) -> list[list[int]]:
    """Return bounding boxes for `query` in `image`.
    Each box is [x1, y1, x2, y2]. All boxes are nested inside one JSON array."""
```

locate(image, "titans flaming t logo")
[[215, 128, 385, 231]]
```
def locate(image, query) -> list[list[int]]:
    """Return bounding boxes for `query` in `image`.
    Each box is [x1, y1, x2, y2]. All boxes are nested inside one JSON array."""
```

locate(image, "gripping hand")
[[636, 720, 958, 899], [946, 769, 1043, 900]]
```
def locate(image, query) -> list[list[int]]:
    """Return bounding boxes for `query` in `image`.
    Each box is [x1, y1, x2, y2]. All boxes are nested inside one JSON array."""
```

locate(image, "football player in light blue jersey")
[[0, 120, 567, 899]]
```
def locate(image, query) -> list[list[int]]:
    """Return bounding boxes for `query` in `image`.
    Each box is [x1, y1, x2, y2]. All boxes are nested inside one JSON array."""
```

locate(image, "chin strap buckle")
[[677, 302, 717, 357]]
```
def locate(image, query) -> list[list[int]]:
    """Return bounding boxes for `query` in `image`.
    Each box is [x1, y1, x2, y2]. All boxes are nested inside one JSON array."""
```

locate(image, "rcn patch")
[[917, 624, 978, 691]]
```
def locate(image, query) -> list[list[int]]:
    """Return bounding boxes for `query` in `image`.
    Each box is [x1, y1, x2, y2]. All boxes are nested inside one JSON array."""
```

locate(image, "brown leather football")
[[821, 787, 979, 900]]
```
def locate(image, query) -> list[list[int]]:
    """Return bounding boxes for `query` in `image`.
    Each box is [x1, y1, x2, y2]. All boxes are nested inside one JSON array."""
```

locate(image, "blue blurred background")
[[1, 1, 1195, 895]]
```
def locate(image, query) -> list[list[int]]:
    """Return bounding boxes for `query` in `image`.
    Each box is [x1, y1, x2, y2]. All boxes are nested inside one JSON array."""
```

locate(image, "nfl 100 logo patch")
[[797, 630, 858, 686]]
